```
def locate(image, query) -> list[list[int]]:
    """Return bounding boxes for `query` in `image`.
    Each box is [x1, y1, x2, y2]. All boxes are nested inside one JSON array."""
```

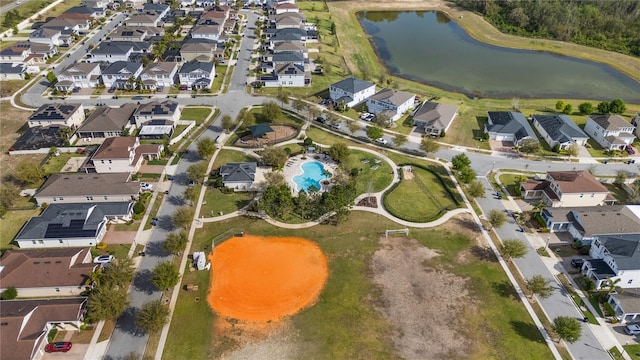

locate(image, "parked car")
[[132, 95, 144, 100], [375, 138, 388, 145], [316, 116, 327, 124], [45, 342, 72, 353], [626, 145, 635, 155], [363, 113, 376, 122], [93, 255, 114, 264], [624, 324, 640, 335], [330, 123, 341, 130], [360, 112, 372, 120], [140, 182, 153, 191], [570, 258, 585, 268]]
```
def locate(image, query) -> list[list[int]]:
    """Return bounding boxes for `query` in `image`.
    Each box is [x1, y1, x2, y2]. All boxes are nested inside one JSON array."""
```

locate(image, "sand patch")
[[208, 235, 328, 322]]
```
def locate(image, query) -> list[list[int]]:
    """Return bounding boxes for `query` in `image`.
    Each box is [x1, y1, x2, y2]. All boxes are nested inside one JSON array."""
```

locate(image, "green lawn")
[[624, 344, 640, 360], [341, 150, 393, 194], [499, 173, 528, 197], [163, 212, 552, 359], [0, 209, 40, 250], [604, 183, 631, 204], [199, 188, 253, 217], [384, 166, 458, 222], [180, 108, 212, 125], [212, 149, 256, 169], [42, 153, 86, 175]]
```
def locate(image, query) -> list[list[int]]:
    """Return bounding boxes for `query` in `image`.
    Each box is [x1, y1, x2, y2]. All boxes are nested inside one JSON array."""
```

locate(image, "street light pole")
[[546, 236, 551, 250]]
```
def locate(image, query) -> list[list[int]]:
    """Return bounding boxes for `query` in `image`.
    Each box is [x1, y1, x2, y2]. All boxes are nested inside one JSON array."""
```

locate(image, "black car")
[[570, 258, 585, 268], [316, 116, 327, 124], [132, 95, 144, 100]]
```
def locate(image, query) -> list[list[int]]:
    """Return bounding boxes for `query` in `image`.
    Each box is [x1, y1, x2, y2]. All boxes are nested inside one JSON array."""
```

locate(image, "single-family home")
[[0, 43, 31, 62], [584, 114, 636, 151], [484, 111, 538, 146], [77, 104, 137, 139], [532, 114, 589, 150], [83, 0, 112, 8], [265, 27, 307, 42], [632, 113, 640, 137], [64, 5, 106, 18], [520, 170, 615, 208], [0, 63, 26, 80], [0, 248, 97, 297], [273, 2, 299, 14], [268, 51, 305, 66], [0, 298, 87, 360], [55, 62, 101, 91], [87, 136, 162, 173], [329, 77, 376, 109], [219, 162, 258, 191], [28, 103, 85, 129], [86, 41, 151, 63], [259, 62, 308, 87], [139, 62, 178, 90], [412, 101, 459, 136], [29, 27, 63, 46], [109, 25, 148, 41], [34, 173, 139, 206], [199, 6, 229, 25], [180, 40, 222, 62], [272, 41, 306, 55], [43, 16, 91, 35], [366, 88, 415, 122], [9, 126, 68, 152], [125, 12, 163, 27], [178, 61, 215, 90], [14, 202, 134, 248], [142, 3, 170, 18], [133, 100, 180, 138], [1, 42, 58, 64], [607, 288, 640, 324], [190, 24, 223, 41], [101, 61, 144, 89], [268, 12, 305, 29]]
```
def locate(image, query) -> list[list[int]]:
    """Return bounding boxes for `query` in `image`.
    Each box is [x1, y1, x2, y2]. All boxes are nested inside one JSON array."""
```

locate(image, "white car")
[[140, 182, 153, 191], [624, 324, 640, 335], [375, 138, 388, 145], [360, 112, 372, 120], [93, 255, 114, 264]]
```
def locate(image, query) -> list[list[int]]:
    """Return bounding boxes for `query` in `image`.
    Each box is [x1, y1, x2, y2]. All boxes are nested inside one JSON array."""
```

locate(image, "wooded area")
[[452, 0, 640, 57]]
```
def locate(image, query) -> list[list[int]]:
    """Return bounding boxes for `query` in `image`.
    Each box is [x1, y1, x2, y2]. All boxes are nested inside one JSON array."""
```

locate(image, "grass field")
[[212, 149, 256, 169], [180, 107, 213, 125], [341, 150, 393, 194], [199, 189, 253, 218], [0, 208, 39, 250]]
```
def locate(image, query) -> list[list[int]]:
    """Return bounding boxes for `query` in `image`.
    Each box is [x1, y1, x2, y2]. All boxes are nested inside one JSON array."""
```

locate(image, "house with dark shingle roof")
[[0, 248, 96, 297], [0, 298, 87, 360], [584, 114, 636, 151], [532, 114, 589, 150], [0, 62, 26, 80], [329, 77, 376, 108], [259, 62, 308, 87], [101, 61, 143, 89], [607, 288, 640, 324], [0, 43, 31, 62], [520, 170, 615, 208], [540, 205, 639, 242], [178, 61, 214, 90], [28, 103, 85, 129], [412, 101, 459, 136], [9, 126, 68, 152], [366, 88, 416, 122], [140, 62, 178, 89], [133, 100, 180, 127], [219, 162, 258, 190], [86, 41, 151, 63], [586, 231, 640, 290], [34, 173, 139, 206], [77, 104, 137, 139], [55, 62, 101, 91], [485, 111, 537, 146]]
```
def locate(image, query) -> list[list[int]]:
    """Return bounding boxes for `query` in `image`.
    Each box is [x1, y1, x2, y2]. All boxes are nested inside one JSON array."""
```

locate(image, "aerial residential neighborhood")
[[0, 0, 639, 359]]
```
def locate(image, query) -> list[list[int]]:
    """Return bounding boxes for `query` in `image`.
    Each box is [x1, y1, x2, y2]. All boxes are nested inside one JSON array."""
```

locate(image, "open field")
[[200, 189, 253, 218], [163, 212, 552, 359], [0, 208, 39, 250], [180, 107, 213, 125]]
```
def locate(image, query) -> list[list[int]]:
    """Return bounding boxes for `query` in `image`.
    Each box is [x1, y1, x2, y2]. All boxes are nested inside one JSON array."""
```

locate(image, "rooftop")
[[369, 88, 414, 106], [36, 173, 139, 198], [29, 103, 82, 122], [330, 77, 375, 94], [548, 170, 609, 194], [532, 114, 588, 143], [486, 111, 537, 141], [220, 162, 257, 182], [78, 103, 137, 132], [92, 136, 137, 159], [589, 114, 633, 131]]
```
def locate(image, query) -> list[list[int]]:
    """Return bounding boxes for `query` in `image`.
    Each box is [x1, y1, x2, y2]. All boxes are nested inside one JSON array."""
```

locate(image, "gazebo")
[[248, 123, 274, 139]]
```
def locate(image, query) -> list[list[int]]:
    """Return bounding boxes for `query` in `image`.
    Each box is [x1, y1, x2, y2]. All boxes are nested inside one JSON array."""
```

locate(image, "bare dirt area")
[[0, 102, 43, 180], [370, 235, 474, 360], [233, 125, 298, 147], [217, 320, 301, 360]]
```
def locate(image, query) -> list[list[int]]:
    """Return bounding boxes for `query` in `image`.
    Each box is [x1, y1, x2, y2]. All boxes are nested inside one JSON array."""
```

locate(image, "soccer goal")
[[385, 228, 409, 237]]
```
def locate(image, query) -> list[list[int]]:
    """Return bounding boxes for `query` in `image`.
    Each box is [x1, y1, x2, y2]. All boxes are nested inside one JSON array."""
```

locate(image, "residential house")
[[77, 104, 137, 139], [632, 113, 640, 137], [0, 298, 87, 360], [142, 3, 170, 18], [584, 114, 636, 151], [180, 40, 223, 62], [272, 41, 306, 55], [219, 162, 258, 190], [582, 226, 640, 291], [532, 114, 589, 150], [178, 61, 215, 90], [520, 170, 615, 208], [268, 12, 305, 29], [265, 27, 307, 42], [329, 77, 376, 108], [0, 43, 31, 62], [0, 248, 97, 297], [101, 61, 144, 89], [9, 126, 68, 151], [366, 88, 415, 122], [83, 0, 112, 8], [86, 41, 151, 63], [43, 16, 91, 35], [190, 24, 223, 41], [34, 172, 139, 206], [0, 63, 26, 80], [259, 62, 308, 87], [64, 5, 106, 18], [133, 100, 180, 138], [125, 12, 163, 27], [484, 111, 538, 146], [412, 101, 459, 136], [28, 103, 85, 129], [29, 27, 63, 46], [608, 288, 640, 324], [1, 42, 58, 64], [199, 6, 230, 25], [87, 136, 162, 173], [273, 2, 299, 14], [139, 62, 178, 90], [109, 26, 149, 41], [55, 62, 101, 91]]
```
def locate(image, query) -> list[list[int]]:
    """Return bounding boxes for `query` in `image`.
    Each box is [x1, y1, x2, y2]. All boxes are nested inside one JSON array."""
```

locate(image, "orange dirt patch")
[[208, 235, 328, 322]]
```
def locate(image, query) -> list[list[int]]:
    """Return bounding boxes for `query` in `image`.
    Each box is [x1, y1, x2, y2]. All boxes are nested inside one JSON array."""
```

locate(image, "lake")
[[358, 11, 640, 102]]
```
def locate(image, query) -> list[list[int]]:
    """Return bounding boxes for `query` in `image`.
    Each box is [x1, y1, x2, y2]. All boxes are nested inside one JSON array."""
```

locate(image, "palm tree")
[[603, 277, 623, 296], [85, 268, 103, 288]]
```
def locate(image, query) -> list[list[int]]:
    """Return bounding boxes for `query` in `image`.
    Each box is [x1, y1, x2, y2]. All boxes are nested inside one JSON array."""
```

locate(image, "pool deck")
[[283, 154, 339, 194]]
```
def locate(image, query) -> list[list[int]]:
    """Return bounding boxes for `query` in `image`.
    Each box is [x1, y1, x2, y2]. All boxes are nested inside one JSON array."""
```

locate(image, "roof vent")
[[33, 261, 40, 264]]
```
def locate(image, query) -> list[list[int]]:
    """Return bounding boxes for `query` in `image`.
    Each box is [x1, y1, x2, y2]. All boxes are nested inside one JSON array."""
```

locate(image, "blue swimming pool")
[[293, 161, 329, 192]]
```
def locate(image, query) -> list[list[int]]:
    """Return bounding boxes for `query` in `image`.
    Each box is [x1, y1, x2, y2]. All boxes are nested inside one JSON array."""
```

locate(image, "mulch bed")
[[234, 125, 298, 147], [357, 197, 378, 208]]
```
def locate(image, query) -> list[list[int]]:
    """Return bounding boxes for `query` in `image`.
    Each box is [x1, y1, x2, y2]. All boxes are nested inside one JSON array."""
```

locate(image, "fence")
[[210, 228, 245, 250], [9, 146, 82, 156]]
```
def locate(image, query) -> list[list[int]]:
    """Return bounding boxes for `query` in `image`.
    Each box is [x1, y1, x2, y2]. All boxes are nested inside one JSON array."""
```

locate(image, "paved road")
[[0, 0, 30, 17], [475, 177, 610, 360]]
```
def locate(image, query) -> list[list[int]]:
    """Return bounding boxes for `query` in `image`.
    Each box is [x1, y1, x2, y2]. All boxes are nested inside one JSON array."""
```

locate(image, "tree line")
[[453, 0, 640, 56]]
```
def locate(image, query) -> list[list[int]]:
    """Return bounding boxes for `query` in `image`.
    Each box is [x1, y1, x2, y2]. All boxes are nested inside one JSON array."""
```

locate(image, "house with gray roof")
[[101, 61, 143, 89], [133, 100, 180, 127], [220, 162, 258, 191], [259, 62, 308, 88], [532, 114, 589, 150], [142, 3, 170, 18], [607, 288, 640, 324], [485, 111, 538, 146], [180, 39, 224, 62], [14, 202, 134, 248], [34, 173, 139, 206], [366, 88, 416, 122], [28, 103, 85, 129], [77, 104, 137, 139], [0, 43, 31, 62], [140, 62, 178, 89], [329, 77, 376, 108], [0, 62, 26, 80], [412, 101, 459, 136], [584, 114, 636, 151], [178, 61, 214, 90], [86, 41, 151, 63], [55, 62, 101, 91]]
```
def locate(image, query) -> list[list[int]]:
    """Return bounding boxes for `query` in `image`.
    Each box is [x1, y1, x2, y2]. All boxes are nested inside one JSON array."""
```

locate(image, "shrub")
[[96, 243, 108, 250], [2, 286, 18, 300], [583, 276, 595, 291], [572, 240, 582, 249], [47, 328, 58, 343], [133, 202, 145, 215], [579, 245, 591, 255], [350, 167, 360, 177], [602, 302, 615, 316]]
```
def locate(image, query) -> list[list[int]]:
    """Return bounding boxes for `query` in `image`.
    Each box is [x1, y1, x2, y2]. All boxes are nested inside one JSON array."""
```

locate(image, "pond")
[[358, 11, 640, 102]]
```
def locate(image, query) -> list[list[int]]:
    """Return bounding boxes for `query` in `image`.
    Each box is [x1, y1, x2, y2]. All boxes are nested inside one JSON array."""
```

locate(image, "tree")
[[196, 137, 216, 158], [394, 133, 408, 147], [258, 184, 293, 219], [614, 170, 627, 186], [420, 137, 440, 156], [221, 114, 234, 133], [102, 258, 135, 288], [240, 110, 255, 127], [525, 275, 554, 300], [467, 180, 486, 199], [487, 209, 507, 230], [292, 98, 307, 114], [500, 239, 528, 261], [373, 113, 391, 128], [133, 202, 145, 215], [366, 126, 384, 140], [458, 166, 476, 184], [451, 154, 471, 170], [519, 139, 540, 154], [263, 171, 285, 188], [347, 120, 360, 134], [597, 101, 610, 114], [555, 100, 565, 111], [261, 146, 288, 169], [46, 71, 57, 85], [163, 231, 188, 254], [0, 182, 20, 210], [578, 102, 593, 115], [151, 261, 181, 291], [609, 99, 626, 114], [562, 103, 573, 114], [629, 178, 640, 203], [87, 287, 129, 321], [276, 88, 290, 107], [85, 268, 103, 288], [566, 143, 579, 157], [552, 316, 582, 344], [172, 206, 194, 229], [186, 161, 208, 183], [328, 143, 349, 162], [136, 300, 170, 334], [603, 277, 623, 296], [183, 185, 199, 205], [1, 286, 18, 300], [262, 101, 282, 121], [13, 160, 44, 185]]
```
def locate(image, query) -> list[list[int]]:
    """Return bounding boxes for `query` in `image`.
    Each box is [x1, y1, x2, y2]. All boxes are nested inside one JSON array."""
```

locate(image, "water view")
[[358, 11, 640, 102], [293, 161, 329, 192]]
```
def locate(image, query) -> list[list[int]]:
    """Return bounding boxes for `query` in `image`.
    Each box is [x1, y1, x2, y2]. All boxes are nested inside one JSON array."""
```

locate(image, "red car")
[[45, 342, 72, 353]]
